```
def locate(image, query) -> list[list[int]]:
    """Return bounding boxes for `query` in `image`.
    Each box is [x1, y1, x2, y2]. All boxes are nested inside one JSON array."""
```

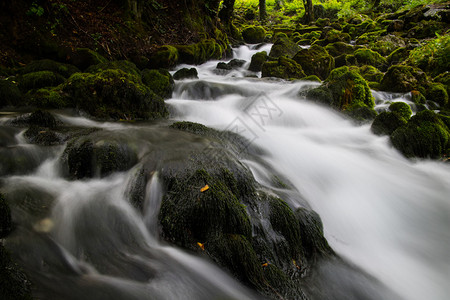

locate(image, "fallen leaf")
[[197, 242, 205, 250], [262, 262, 269, 267], [292, 259, 301, 269], [200, 185, 209, 192]]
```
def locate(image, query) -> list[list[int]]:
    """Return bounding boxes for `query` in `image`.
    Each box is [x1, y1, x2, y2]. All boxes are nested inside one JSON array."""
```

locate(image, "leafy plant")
[[27, 2, 45, 17]]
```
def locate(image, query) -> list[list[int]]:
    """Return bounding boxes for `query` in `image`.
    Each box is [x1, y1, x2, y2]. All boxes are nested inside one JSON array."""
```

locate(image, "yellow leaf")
[[292, 259, 301, 269], [262, 263, 268, 267], [200, 185, 209, 192], [197, 242, 205, 251]]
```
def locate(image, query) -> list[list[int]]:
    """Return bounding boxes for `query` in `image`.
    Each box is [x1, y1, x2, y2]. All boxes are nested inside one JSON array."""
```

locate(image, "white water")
[[166, 45, 450, 300], [2, 44, 450, 300]]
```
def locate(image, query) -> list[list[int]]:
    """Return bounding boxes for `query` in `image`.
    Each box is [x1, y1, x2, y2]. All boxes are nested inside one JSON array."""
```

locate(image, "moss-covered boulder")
[[173, 68, 199, 80], [387, 47, 410, 65], [371, 111, 407, 136], [242, 26, 266, 44], [63, 69, 167, 120], [320, 29, 351, 45], [391, 110, 450, 159], [148, 45, 179, 69], [353, 48, 387, 71], [303, 67, 374, 112], [269, 35, 300, 58], [427, 83, 448, 108], [86, 60, 141, 78], [0, 79, 23, 108], [293, 45, 334, 80], [355, 30, 386, 46], [380, 65, 428, 93], [261, 56, 306, 80], [68, 48, 108, 71], [357, 65, 383, 83], [21, 59, 80, 78], [368, 34, 406, 57], [248, 51, 268, 72], [27, 87, 67, 108], [324, 42, 354, 57], [407, 20, 446, 39], [142, 69, 174, 99], [389, 102, 412, 120], [62, 131, 138, 179], [18, 71, 65, 92], [175, 39, 224, 65]]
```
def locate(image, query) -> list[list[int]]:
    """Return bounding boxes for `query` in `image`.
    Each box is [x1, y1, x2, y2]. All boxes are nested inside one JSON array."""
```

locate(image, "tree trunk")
[[259, 0, 266, 23], [302, 0, 314, 24], [219, 0, 236, 25]]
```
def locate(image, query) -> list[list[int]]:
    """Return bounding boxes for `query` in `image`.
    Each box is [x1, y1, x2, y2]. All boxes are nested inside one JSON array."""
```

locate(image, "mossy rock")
[[355, 30, 386, 45], [86, 60, 141, 78], [18, 71, 66, 92], [357, 65, 383, 83], [380, 65, 428, 93], [21, 59, 80, 78], [175, 39, 224, 65], [242, 26, 266, 44], [0, 79, 23, 108], [434, 72, 450, 94], [302, 75, 322, 83], [306, 67, 374, 112], [353, 48, 387, 71], [141, 69, 174, 99], [368, 34, 406, 57], [391, 110, 450, 159], [389, 102, 412, 120], [63, 132, 138, 179], [28, 87, 67, 108], [371, 111, 407, 136], [387, 47, 410, 65], [407, 20, 446, 39], [269, 35, 300, 58], [427, 83, 448, 107], [0, 194, 12, 238], [292, 45, 334, 80], [261, 56, 306, 80], [320, 29, 351, 45], [410, 90, 426, 104], [148, 45, 179, 69], [248, 51, 268, 72], [173, 68, 199, 80], [68, 48, 108, 71], [344, 106, 377, 123], [324, 42, 354, 57], [63, 70, 168, 120], [12, 109, 58, 129]]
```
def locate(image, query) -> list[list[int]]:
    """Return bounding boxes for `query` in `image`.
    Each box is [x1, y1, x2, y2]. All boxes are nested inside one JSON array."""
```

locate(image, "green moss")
[[261, 56, 306, 80], [18, 70, 66, 92], [269, 35, 300, 58], [389, 102, 412, 120], [380, 65, 428, 93], [411, 90, 426, 105], [148, 45, 179, 69], [170, 121, 210, 135], [248, 51, 268, 72], [175, 39, 224, 65], [387, 47, 410, 65], [357, 65, 383, 83], [353, 48, 387, 70], [86, 60, 141, 77], [427, 83, 448, 108], [0, 79, 23, 108], [407, 20, 446, 39], [324, 42, 354, 57], [301, 75, 322, 83], [292, 45, 334, 80], [391, 110, 450, 159], [21, 59, 80, 78], [141, 69, 174, 99], [63, 70, 168, 120], [28, 87, 67, 108], [302, 85, 333, 107], [321, 29, 351, 44], [327, 66, 349, 81], [325, 69, 375, 111], [242, 26, 266, 44], [371, 111, 407, 136], [355, 30, 386, 45]]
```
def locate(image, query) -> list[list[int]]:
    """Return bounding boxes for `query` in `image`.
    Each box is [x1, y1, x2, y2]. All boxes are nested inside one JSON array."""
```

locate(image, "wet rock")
[[141, 69, 174, 99], [262, 56, 306, 80], [173, 68, 199, 80], [293, 45, 335, 80], [248, 51, 268, 72], [380, 65, 428, 93], [371, 111, 407, 136], [269, 34, 301, 58]]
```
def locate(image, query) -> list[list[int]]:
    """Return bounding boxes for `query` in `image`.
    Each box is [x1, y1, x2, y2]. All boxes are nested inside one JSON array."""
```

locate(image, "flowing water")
[[1, 44, 450, 300]]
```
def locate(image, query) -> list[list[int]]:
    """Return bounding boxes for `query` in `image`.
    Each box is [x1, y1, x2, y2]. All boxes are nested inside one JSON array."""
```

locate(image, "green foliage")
[[407, 33, 450, 78], [27, 2, 45, 17]]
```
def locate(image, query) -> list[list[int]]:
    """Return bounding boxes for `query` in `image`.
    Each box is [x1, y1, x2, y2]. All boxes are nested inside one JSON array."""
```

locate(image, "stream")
[[1, 44, 450, 300]]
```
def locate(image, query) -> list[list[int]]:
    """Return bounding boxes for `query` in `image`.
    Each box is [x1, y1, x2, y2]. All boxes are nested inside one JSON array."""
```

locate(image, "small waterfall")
[[143, 172, 163, 236]]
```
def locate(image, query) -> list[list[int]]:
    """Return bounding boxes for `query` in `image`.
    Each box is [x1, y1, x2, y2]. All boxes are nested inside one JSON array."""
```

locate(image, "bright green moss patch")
[[262, 56, 306, 80], [293, 45, 335, 80]]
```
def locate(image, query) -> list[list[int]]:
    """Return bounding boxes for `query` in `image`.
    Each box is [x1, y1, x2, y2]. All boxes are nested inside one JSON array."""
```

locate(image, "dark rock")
[[262, 56, 306, 80], [380, 65, 428, 93], [371, 111, 407, 136], [173, 68, 199, 80], [248, 51, 268, 72]]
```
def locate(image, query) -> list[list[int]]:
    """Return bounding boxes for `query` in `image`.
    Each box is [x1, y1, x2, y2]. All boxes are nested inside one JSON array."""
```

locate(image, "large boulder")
[[18, 71, 65, 92], [242, 26, 266, 44], [293, 45, 334, 80], [380, 65, 428, 93], [391, 110, 450, 159], [262, 56, 306, 80], [21, 59, 80, 78], [248, 51, 268, 72], [141, 69, 174, 99], [353, 48, 387, 71], [148, 45, 179, 69], [175, 39, 224, 65], [269, 34, 301, 58]]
